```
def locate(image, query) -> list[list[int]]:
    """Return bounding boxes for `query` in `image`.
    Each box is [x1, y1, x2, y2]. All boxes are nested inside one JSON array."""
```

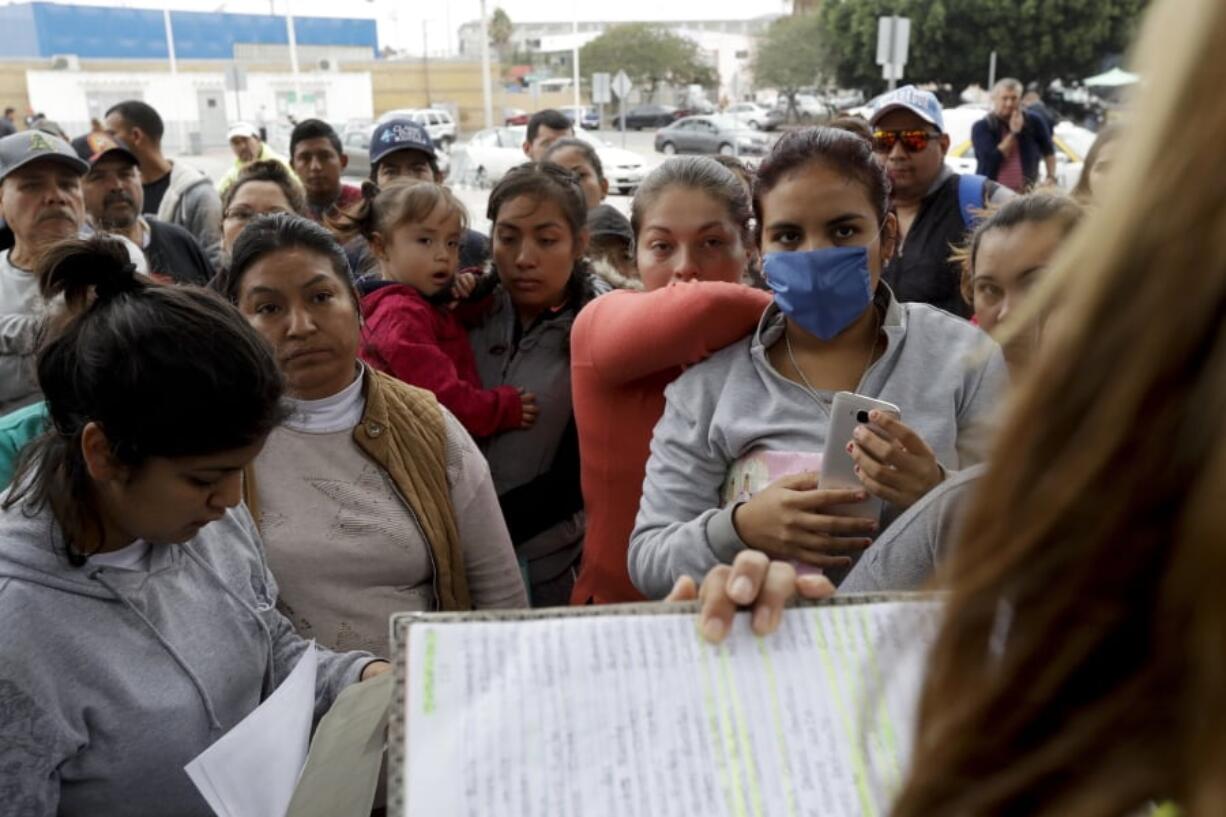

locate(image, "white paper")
[[187, 642, 318, 817], [404, 602, 939, 817]]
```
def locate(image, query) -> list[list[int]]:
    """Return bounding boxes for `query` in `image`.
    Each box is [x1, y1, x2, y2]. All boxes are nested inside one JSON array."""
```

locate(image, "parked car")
[[827, 89, 866, 111], [342, 125, 449, 181], [774, 94, 836, 124], [341, 127, 373, 179], [504, 108, 530, 126], [724, 102, 785, 131], [653, 116, 771, 157], [376, 108, 458, 150], [615, 104, 681, 130], [677, 100, 716, 117], [450, 126, 646, 194], [448, 127, 525, 187], [560, 105, 601, 130], [569, 128, 646, 195]]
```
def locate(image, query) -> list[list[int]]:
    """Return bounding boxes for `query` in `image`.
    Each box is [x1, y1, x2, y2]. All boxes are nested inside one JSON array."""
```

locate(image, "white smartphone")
[[820, 391, 903, 520]]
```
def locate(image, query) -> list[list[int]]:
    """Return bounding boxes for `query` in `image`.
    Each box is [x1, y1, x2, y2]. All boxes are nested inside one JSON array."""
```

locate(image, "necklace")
[[784, 308, 881, 400]]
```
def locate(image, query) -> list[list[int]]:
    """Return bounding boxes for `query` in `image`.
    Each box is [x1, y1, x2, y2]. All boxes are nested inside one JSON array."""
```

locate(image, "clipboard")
[[387, 592, 936, 817]]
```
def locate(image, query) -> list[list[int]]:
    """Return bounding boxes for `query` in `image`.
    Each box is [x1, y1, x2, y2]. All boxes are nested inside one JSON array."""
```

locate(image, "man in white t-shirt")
[[0, 130, 90, 413]]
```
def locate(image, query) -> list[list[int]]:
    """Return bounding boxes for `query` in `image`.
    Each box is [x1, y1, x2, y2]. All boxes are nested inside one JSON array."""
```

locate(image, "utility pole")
[[162, 7, 187, 152], [571, 1, 580, 112], [422, 20, 432, 107], [285, 0, 302, 118], [479, 0, 493, 128]]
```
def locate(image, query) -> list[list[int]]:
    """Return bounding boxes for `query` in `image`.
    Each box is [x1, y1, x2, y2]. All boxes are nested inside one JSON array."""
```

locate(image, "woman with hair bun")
[[0, 236, 387, 816]]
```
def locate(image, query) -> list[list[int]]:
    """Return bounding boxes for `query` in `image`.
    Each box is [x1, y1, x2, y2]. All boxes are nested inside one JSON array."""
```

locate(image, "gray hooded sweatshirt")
[[159, 160, 223, 273], [0, 498, 373, 816], [628, 290, 1008, 599], [839, 463, 987, 593]]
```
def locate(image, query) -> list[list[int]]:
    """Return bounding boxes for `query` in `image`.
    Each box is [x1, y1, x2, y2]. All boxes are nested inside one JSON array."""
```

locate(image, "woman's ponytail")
[[38, 236, 148, 306], [6, 235, 286, 566]]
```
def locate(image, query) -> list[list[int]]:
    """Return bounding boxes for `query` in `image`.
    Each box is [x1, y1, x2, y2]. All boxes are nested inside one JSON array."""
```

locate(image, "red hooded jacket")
[[359, 282, 523, 438]]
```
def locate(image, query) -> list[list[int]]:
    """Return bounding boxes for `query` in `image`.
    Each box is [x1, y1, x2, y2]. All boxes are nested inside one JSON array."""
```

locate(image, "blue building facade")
[[0, 2, 378, 60]]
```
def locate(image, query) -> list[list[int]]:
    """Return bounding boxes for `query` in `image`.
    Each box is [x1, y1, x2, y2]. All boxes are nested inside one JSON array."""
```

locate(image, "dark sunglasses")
[[871, 129, 940, 153]]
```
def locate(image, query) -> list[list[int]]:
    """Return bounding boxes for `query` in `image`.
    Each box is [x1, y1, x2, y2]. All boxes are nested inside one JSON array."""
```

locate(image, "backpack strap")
[[958, 173, 990, 228]]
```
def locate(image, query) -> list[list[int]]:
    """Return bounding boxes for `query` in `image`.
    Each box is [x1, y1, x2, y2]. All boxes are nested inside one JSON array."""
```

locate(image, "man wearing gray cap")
[[869, 85, 1014, 318], [0, 129, 89, 412]]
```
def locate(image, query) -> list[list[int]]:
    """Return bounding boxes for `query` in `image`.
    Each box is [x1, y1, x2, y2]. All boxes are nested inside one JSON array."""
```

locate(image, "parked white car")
[[724, 102, 784, 131], [569, 128, 647, 195], [448, 127, 525, 187], [450, 126, 647, 195], [376, 108, 458, 150]]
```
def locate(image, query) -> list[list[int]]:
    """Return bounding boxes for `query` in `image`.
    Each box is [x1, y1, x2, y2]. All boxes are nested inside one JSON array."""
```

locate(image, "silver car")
[[654, 116, 771, 157]]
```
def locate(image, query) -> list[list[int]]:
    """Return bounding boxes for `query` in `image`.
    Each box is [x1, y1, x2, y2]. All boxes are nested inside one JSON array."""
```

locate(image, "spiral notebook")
[[388, 593, 939, 817]]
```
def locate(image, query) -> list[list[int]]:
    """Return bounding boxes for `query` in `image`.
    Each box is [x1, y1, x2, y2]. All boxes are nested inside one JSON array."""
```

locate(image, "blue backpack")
[[957, 173, 990, 228]]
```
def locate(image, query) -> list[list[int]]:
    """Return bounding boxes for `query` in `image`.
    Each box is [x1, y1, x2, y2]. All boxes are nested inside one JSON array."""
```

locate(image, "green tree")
[[817, 0, 1148, 96], [489, 7, 514, 62], [579, 23, 717, 95], [751, 14, 825, 119]]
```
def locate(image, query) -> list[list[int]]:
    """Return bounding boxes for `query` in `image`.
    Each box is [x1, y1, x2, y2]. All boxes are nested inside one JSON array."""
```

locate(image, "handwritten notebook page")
[[404, 601, 938, 817]]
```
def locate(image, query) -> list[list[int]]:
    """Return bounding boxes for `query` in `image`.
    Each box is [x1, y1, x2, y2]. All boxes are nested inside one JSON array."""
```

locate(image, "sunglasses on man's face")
[[871, 129, 939, 153]]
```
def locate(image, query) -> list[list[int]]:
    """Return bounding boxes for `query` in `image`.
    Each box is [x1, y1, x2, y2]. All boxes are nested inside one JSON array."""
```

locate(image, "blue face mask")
[[764, 246, 874, 341]]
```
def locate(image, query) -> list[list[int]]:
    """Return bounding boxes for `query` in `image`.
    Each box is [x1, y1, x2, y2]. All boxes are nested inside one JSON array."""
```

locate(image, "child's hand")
[[519, 389, 539, 429], [451, 272, 479, 303]]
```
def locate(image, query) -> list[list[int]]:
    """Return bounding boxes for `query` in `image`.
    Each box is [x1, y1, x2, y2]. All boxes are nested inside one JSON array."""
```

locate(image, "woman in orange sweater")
[[569, 157, 771, 605]]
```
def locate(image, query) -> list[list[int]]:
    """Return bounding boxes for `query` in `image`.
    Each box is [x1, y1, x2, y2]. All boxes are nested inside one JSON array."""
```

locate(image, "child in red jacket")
[[331, 180, 536, 437]]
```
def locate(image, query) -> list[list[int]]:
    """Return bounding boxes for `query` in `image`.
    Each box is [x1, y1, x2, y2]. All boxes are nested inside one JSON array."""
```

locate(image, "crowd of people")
[[0, 0, 1221, 809]]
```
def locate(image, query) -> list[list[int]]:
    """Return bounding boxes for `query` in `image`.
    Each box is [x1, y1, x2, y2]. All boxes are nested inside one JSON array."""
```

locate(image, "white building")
[[24, 68, 373, 151], [457, 15, 777, 100]]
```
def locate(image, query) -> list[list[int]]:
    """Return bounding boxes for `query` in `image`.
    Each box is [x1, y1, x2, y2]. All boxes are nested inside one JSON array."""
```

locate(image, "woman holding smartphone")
[[628, 127, 1007, 599]]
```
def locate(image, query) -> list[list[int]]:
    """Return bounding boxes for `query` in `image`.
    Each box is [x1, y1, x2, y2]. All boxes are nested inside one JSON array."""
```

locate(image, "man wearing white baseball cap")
[[869, 85, 1014, 318], [218, 121, 295, 195]]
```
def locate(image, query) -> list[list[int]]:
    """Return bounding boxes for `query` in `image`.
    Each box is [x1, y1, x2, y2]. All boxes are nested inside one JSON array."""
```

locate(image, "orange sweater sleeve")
[[572, 282, 772, 387]]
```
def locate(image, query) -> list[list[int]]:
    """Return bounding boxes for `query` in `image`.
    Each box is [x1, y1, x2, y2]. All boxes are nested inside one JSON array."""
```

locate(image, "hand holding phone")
[[821, 392, 902, 520], [847, 410, 944, 510], [730, 472, 878, 570]]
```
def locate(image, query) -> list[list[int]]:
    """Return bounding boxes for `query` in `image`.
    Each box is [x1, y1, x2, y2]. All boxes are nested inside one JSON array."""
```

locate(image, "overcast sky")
[[3, 0, 793, 55]]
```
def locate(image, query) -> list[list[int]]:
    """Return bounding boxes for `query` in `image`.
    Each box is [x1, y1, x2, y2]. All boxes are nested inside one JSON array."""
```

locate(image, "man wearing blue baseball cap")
[[369, 118, 439, 187], [0, 130, 89, 412], [869, 85, 1014, 318], [363, 118, 489, 271]]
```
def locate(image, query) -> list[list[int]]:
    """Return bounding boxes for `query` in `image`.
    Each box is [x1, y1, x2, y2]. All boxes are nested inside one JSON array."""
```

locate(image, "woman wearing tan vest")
[[216, 213, 526, 655]]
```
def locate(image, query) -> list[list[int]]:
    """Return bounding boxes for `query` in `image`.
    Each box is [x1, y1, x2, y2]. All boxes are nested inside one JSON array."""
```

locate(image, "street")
[[191, 127, 760, 234]]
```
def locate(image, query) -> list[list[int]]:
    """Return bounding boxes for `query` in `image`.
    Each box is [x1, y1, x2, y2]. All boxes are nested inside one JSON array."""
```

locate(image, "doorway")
[[197, 90, 227, 148]]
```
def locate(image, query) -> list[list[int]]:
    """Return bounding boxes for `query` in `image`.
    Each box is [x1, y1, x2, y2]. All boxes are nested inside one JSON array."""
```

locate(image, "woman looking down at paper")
[[628, 128, 1008, 599], [216, 214, 527, 654], [0, 237, 386, 817]]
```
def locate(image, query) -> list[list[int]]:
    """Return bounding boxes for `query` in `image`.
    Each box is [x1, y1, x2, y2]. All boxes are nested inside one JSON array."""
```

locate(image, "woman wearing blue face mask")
[[628, 127, 1008, 600]]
